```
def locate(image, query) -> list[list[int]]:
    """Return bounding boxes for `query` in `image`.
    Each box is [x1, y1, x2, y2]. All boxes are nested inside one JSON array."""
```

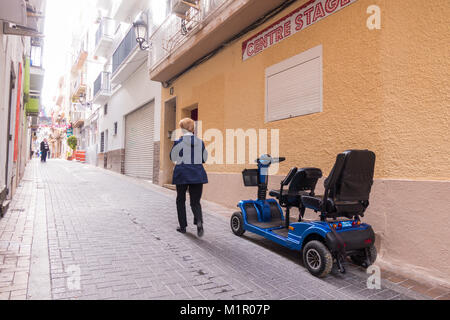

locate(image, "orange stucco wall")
[[160, 0, 449, 180]]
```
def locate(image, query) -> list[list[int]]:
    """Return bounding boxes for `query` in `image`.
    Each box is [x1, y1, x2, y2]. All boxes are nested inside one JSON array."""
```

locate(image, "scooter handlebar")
[[272, 157, 286, 163], [255, 156, 286, 164]]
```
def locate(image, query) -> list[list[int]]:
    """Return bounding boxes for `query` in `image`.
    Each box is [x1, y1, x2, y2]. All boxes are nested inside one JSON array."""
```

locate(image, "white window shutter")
[[266, 45, 323, 122]]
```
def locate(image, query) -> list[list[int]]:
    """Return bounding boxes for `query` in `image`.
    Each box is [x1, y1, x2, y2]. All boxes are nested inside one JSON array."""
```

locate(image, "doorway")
[[182, 103, 199, 135], [162, 98, 177, 185], [181, 103, 198, 121], [4, 63, 16, 198], [190, 108, 198, 121]]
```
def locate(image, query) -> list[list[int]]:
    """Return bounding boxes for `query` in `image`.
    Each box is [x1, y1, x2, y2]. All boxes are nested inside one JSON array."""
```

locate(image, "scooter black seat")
[[302, 196, 365, 219], [269, 190, 310, 203], [301, 196, 333, 212], [301, 150, 376, 220], [271, 168, 322, 208]]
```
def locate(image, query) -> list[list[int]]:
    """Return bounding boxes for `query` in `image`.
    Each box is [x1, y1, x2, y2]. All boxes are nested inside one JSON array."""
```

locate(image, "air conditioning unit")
[[171, 0, 198, 17], [0, 0, 27, 26]]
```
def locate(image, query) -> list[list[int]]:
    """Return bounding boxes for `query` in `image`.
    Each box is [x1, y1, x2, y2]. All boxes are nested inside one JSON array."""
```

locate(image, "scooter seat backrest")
[[327, 150, 376, 202], [281, 167, 298, 186], [289, 168, 323, 194]]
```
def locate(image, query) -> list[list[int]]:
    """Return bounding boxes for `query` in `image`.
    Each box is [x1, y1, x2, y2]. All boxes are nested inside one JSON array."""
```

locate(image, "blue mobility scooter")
[[230, 150, 377, 278]]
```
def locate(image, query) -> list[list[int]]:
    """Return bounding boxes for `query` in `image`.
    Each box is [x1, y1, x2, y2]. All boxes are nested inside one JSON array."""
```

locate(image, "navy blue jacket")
[[170, 135, 208, 185]]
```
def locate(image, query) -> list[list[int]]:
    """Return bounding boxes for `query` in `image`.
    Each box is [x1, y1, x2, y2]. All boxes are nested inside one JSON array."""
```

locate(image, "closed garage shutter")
[[125, 101, 154, 180], [266, 45, 322, 122]]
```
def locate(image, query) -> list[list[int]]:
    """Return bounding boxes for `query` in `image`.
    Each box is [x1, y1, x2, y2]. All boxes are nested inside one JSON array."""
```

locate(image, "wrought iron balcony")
[[71, 72, 87, 101], [93, 72, 111, 105], [71, 40, 88, 73], [93, 18, 115, 58], [148, 0, 286, 83], [111, 26, 147, 85], [71, 110, 85, 129]]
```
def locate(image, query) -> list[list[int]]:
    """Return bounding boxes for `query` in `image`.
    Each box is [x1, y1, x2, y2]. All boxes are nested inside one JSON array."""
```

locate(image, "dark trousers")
[[176, 184, 203, 229], [41, 151, 48, 162]]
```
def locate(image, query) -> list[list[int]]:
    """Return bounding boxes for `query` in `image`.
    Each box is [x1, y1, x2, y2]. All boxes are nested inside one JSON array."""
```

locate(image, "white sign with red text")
[[242, 0, 358, 61]]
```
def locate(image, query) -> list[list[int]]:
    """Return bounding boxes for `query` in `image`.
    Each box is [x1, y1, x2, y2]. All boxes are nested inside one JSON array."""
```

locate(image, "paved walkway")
[[0, 159, 445, 300]]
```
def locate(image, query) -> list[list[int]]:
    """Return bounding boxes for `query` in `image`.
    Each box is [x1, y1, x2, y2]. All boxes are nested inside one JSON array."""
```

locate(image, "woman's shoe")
[[177, 227, 186, 234], [197, 222, 204, 237]]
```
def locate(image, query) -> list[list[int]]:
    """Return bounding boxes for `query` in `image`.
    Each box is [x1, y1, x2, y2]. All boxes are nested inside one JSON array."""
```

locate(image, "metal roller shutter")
[[125, 101, 154, 180], [266, 45, 323, 122]]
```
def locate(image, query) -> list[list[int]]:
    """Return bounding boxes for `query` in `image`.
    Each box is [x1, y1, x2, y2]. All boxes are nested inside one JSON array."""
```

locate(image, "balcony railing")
[[149, 0, 229, 71], [72, 110, 85, 128], [94, 72, 111, 97], [93, 72, 111, 105], [71, 72, 87, 100], [112, 27, 138, 75], [110, 25, 147, 85], [94, 18, 115, 57], [95, 18, 115, 47], [30, 115, 39, 129], [72, 40, 88, 72]]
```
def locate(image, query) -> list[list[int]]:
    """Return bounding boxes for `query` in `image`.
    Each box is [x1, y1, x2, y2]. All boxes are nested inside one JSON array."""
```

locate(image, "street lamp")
[[77, 93, 91, 110], [133, 18, 149, 51], [78, 93, 86, 105]]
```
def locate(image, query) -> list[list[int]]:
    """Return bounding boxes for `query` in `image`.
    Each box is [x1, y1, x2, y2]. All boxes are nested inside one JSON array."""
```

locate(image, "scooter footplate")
[[251, 220, 284, 229], [272, 228, 289, 238], [243, 203, 284, 229], [244, 203, 260, 225]]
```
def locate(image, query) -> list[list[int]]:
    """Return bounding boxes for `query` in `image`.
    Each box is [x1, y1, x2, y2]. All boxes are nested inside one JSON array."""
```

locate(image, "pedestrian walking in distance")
[[40, 138, 50, 162], [170, 118, 208, 237]]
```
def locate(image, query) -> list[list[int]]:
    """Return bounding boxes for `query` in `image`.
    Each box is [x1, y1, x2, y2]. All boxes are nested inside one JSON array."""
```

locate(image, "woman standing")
[[170, 118, 208, 237]]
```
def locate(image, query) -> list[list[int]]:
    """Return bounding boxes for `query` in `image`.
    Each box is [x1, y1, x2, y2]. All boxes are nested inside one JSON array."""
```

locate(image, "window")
[[30, 45, 42, 67], [265, 45, 322, 122], [100, 132, 105, 153], [104, 104, 108, 115], [114, 122, 118, 135]]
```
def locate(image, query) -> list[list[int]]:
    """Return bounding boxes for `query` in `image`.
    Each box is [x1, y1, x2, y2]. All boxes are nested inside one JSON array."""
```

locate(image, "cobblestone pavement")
[[0, 159, 442, 300]]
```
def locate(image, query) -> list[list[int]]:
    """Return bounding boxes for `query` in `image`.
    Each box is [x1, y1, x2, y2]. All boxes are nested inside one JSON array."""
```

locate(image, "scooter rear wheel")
[[303, 240, 333, 278], [350, 245, 377, 268], [231, 212, 245, 236]]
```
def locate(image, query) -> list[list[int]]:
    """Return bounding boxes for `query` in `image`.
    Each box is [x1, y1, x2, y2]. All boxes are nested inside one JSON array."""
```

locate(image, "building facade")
[[150, 0, 450, 284], [92, 0, 162, 182], [57, 0, 162, 180], [0, 0, 46, 216]]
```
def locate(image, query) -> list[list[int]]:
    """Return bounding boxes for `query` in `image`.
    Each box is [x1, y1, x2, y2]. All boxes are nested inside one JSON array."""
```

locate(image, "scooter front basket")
[[242, 169, 259, 187]]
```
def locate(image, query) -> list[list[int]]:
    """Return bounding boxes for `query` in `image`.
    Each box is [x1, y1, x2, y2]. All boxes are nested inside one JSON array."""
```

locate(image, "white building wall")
[[99, 62, 161, 152]]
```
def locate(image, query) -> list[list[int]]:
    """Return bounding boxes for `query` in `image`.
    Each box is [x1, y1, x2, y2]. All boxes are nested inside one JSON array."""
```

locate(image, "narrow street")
[[0, 159, 429, 300]]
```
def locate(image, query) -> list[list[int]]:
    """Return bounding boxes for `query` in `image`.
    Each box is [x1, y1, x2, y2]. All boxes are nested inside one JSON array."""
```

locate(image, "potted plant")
[[66, 151, 73, 161], [67, 136, 77, 161]]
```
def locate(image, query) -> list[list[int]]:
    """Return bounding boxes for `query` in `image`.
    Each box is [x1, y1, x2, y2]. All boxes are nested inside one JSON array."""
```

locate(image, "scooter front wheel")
[[231, 212, 246, 236]]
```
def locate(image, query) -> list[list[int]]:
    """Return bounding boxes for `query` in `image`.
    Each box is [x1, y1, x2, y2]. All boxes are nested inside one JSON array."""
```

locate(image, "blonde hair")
[[179, 118, 195, 133]]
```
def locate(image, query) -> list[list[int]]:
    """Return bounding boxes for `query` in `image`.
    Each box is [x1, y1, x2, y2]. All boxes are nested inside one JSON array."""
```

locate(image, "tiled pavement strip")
[[0, 159, 448, 300]]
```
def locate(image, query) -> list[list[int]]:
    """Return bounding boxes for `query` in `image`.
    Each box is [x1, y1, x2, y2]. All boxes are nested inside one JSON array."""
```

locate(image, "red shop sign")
[[242, 0, 358, 61]]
